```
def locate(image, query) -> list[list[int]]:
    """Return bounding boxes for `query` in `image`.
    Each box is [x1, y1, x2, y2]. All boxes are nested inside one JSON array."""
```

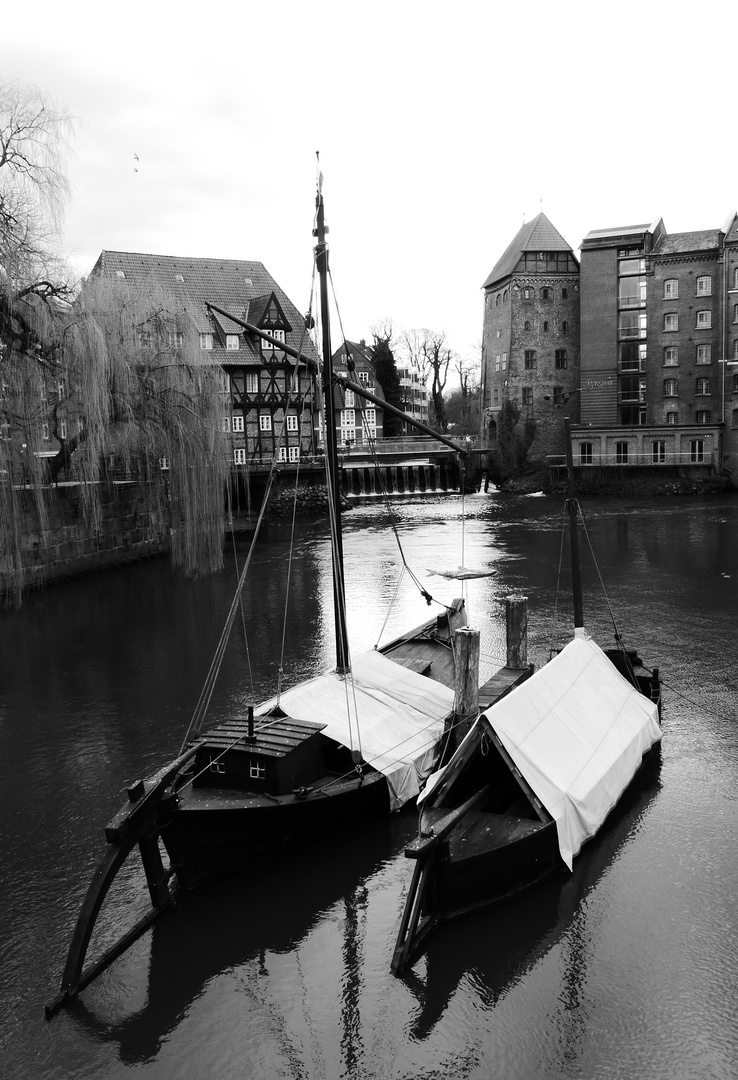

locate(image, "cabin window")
[[209, 758, 226, 774], [249, 759, 266, 780]]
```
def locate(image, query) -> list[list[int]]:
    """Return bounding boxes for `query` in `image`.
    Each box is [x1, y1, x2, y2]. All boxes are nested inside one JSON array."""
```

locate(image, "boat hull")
[[161, 770, 391, 885]]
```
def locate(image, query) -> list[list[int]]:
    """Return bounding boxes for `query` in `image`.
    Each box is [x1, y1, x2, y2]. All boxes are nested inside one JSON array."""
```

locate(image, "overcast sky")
[[3, 1, 736, 368]]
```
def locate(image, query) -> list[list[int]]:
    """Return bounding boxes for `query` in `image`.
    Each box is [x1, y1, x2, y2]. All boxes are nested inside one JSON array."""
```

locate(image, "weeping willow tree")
[[1, 79, 228, 606]]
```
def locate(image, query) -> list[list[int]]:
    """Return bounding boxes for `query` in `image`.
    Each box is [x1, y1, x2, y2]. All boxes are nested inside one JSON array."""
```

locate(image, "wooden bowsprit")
[[45, 746, 199, 1018]]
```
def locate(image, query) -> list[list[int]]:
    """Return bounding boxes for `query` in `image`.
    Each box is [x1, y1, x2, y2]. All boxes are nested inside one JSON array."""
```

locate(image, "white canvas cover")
[[256, 650, 454, 811], [421, 633, 661, 869]]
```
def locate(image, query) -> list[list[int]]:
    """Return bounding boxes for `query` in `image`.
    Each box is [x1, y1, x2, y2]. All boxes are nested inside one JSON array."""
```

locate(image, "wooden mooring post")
[[505, 595, 528, 669], [453, 627, 480, 744]]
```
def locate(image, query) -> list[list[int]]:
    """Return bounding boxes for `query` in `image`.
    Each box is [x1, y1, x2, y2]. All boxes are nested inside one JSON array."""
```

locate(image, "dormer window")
[[226, 335, 240, 350], [115, 270, 125, 279]]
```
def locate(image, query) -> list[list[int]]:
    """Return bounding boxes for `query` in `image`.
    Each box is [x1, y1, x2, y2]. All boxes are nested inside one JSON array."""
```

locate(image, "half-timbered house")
[[90, 252, 319, 468]]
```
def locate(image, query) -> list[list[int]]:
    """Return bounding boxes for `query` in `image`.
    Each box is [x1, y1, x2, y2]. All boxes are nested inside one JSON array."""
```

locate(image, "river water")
[[1, 491, 736, 1079]]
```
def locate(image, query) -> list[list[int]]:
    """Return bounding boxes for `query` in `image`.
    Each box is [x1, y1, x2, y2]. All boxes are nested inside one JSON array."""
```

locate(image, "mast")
[[314, 175, 350, 673], [563, 417, 584, 633]]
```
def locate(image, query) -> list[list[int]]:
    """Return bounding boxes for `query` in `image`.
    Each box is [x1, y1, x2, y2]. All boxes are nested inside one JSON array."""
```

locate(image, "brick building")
[[483, 211, 738, 481], [331, 339, 385, 449], [481, 213, 581, 461]]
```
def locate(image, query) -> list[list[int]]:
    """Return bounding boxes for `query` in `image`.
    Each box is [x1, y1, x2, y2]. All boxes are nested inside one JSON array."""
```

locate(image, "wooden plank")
[[478, 665, 532, 709]]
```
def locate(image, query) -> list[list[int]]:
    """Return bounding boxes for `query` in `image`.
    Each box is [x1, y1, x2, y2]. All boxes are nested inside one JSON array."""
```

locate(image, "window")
[[619, 277, 647, 307], [543, 321, 549, 332], [496, 294, 502, 306], [696, 344, 712, 365], [495, 354, 501, 372], [733, 373, 738, 393], [358, 370, 369, 384], [503, 290, 509, 302], [652, 440, 666, 464], [344, 390, 355, 407], [555, 349, 567, 369], [58, 419, 67, 439], [663, 346, 678, 366], [341, 409, 355, 427], [522, 387, 533, 406], [523, 287, 532, 300], [696, 275, 711, 296], [664, 313, 679, 332], [200, 333, 213, 350], [245, 370, 259, 393], [733, 408, 738, 428], [734, 268, 738, 289], [562, 320, 569, 333], [115, 270, 126, 279], [524, 350, 537, 369], [232, 415, 244, 432], [288, 446, 300, 463], [579, 442, 593, 465], [234, 448, 246, 464], [262, 329, 286, 349], [277, 447, 288, 462], [733, 304, 738, 323], [690, 439, 705, 462], [663, 279, 679, 299], [696, 310, 711, 329], [40, 381, 47, 401], [540, 287, 551, 300], [364, 408, 376, 427], [695, 410, 711, 425], [561, 287, 568, 300], [502, 352, 507, 369], [168, 331, 184, 348], [615, 441, 629, 465], [226, 335, 240, 350], [286, 413, 298, 431], [552, 386, 565, 405], [158, 457, 170, 471], [696, 378, 711, 396], [249, 759, 266, 780], [620, 312, 647, 337], [665, 410, 678, 425], [259, 414, 272, 431], [664, 378, 678, 396], [524, 320, 531, 331], [209, 758, 225, 774], [42, 421, 50, 441], [222, 416, 230, 432]]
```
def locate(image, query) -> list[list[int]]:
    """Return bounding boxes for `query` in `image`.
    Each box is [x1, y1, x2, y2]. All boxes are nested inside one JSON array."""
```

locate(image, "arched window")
[[524, 320, 531, 331]]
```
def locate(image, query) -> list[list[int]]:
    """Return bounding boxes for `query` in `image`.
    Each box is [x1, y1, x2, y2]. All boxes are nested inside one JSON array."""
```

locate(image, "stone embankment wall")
[[2, 482, 170, 599]]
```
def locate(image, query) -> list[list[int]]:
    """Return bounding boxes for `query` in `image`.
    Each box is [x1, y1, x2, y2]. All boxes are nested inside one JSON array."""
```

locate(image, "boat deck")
[[446, 810, 546, 861]]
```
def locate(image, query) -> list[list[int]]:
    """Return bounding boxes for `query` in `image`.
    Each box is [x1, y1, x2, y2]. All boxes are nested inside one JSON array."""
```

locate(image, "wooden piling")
[[453, 627, 480, 743], [505, 595, 528, 669]]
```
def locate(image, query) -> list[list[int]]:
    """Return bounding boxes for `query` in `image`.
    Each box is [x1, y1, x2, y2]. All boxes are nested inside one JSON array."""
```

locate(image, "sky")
[[3, 0, 736, 375]]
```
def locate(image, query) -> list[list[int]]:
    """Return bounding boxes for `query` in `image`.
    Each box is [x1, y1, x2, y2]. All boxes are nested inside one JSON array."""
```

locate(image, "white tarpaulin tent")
[[419, 632, 661, 869], [256, 649, 455, 810], [483, 633, 662, 868]]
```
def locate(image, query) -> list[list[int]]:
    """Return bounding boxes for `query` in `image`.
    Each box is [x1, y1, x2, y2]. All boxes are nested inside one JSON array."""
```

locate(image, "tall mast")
[[563, 417, 584, 633], [314, 175, 350, 673]]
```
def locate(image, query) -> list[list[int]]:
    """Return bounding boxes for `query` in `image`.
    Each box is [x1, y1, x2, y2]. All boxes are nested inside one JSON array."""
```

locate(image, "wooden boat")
[[391, 420, 663, 975], [48, 179, 473, 1015]]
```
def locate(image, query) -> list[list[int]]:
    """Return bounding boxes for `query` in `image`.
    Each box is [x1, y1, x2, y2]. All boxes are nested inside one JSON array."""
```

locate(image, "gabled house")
[[90, 252, 319, 467], [330, 339, 385, 448]]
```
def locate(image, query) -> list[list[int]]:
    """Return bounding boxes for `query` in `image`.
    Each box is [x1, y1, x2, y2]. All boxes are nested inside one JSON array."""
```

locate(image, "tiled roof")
[[90, 251, 317, 363], [652, 230, 721, 256], [483, 213, 575, 288]]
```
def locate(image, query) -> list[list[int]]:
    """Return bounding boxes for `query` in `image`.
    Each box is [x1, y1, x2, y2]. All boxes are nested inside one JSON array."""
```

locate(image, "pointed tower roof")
[[482, 213, 575, 289]]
